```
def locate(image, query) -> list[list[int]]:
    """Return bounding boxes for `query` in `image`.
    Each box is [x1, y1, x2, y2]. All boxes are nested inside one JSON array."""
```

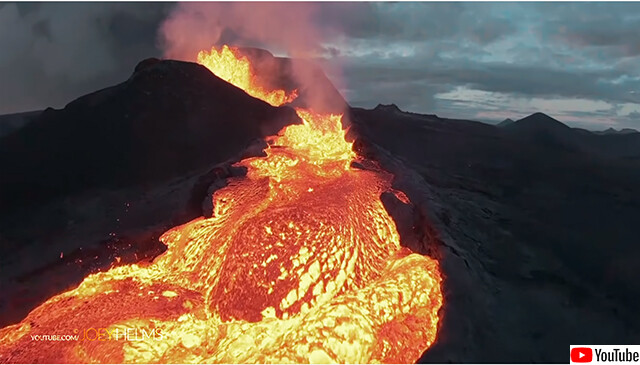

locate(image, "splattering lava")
[[0, 45, 443, 364]]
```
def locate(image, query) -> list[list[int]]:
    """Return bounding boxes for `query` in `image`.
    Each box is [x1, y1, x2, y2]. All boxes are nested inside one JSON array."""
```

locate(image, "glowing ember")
[[0, 45, 443, 364]]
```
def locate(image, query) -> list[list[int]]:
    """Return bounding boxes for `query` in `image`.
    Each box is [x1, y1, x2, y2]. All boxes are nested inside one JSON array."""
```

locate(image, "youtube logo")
[[572, 347, 593, 363], [571, 345, 640, 363]]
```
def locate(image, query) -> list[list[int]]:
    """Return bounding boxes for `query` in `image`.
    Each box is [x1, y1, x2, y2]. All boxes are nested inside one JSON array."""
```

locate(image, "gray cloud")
[[341, 54, 637, 103], [328, 3, 640, 128], [0, 2, 172, 114], [1, 2, 639, 129], [535, 3, 640, 55], [316, 3, 516, 45]]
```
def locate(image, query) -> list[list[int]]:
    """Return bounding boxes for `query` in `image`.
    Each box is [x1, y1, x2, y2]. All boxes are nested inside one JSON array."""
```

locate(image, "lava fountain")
[[0, 45, 443, 364]]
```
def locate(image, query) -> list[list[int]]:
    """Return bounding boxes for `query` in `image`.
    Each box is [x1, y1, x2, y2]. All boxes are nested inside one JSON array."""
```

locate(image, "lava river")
[[0, 45, 443, 364]]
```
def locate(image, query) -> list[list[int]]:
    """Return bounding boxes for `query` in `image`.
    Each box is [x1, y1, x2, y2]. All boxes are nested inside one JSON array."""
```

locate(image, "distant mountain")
[[497, 118, 515, 127], [504, 112, 571, 133], [374, 103, 404, 113], [621, 128, 639, 134], [495, 112, 640, 158], [598, 127, 617, 135], [594, 127, 639, 135], [501, 112, 577, 151]]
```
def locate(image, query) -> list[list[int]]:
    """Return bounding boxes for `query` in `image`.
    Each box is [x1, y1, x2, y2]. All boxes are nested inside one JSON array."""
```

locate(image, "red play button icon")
[[571, 347, 593, 363]]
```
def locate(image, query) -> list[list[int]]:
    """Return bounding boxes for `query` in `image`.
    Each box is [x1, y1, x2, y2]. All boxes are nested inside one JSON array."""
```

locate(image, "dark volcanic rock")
[[0, 110, 42, 138], [134, 57, 162, 72], [0, 59, 299, 215], [349, 106, 640, 363]]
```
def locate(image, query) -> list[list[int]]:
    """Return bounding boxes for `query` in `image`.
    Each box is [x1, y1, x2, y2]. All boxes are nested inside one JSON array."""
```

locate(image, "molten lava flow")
[[197, 45, 298, 107], [0, 46, 443, 364]]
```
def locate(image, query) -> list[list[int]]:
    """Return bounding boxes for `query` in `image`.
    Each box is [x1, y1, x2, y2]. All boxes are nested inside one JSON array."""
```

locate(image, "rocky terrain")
[[1, 57, 639, 363], [349, 104, 640, 362]]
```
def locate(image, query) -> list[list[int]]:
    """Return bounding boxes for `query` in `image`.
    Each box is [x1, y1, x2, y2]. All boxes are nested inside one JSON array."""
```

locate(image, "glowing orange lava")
[[0, 46, 443, 364], [197, 45, 298, 107]]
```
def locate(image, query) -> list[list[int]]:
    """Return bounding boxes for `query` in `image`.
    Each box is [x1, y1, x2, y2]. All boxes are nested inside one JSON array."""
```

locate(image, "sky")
[[1, 2, 639, 130]]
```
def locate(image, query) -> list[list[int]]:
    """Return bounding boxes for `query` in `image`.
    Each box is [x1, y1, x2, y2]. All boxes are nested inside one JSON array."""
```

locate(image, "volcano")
[[0, 46, 443, 364], [1, 45, 639, 364], [0, 58, 298, 214]]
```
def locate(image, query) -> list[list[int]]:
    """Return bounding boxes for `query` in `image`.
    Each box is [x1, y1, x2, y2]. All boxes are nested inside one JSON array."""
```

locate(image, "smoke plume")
[[159, 2, 347, 113]]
